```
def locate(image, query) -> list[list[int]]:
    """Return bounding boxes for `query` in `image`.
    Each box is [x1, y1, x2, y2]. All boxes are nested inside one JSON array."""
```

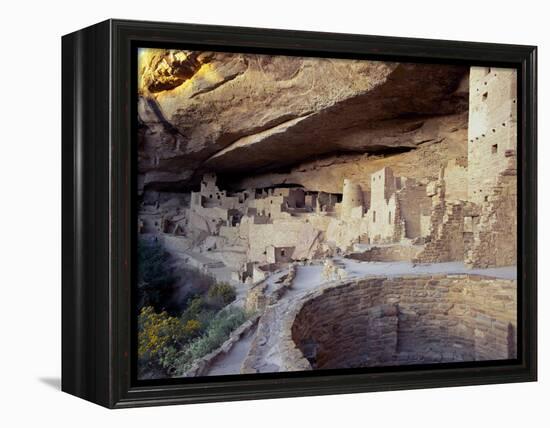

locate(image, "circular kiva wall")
[[290, 275, 516, 369]]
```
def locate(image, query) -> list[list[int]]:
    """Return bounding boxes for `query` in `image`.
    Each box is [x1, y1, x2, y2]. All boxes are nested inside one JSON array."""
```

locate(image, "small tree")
[[206, 282, 236, 309]]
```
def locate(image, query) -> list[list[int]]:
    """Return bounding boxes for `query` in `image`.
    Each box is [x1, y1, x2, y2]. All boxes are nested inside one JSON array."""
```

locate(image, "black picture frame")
[[62, 19, 537, 408]]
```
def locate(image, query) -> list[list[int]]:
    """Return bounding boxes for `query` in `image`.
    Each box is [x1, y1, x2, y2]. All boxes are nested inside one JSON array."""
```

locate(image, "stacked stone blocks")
[[287, 274, 516, 370]]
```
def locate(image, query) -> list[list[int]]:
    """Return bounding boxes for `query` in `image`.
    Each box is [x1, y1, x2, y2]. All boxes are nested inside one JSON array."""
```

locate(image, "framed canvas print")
[[61, 19, 537, 408]]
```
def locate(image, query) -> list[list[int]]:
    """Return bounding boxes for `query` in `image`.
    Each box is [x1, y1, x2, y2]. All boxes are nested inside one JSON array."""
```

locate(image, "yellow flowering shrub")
[[138, 306, 184, 359], [183, 319, 202, 336]]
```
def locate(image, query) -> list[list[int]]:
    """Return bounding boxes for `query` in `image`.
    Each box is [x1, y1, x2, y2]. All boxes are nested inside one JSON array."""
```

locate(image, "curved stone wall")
[[341, 179, 364, 218], [290, 274, 516, 369]]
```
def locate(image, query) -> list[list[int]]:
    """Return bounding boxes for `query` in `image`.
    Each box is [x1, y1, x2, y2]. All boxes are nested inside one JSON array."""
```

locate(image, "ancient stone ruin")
[[290, 275, 516, 370], [137, 49, 517, 376]]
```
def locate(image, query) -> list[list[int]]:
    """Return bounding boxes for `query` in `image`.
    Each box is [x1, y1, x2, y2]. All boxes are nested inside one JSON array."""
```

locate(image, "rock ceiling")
[[137, 49, 469, 192]]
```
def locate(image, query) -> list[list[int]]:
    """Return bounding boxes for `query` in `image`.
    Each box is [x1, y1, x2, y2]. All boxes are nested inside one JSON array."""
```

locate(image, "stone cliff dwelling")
[[137, 48, 518, 376]]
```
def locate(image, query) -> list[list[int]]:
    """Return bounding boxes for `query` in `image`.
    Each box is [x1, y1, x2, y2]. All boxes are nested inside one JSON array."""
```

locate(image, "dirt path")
[[205, 326, 258, 376]]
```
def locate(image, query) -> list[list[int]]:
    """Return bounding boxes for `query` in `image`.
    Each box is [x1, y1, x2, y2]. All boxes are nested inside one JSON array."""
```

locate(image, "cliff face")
[[227, 113, 468, 194], [137, 49, 469, 193]]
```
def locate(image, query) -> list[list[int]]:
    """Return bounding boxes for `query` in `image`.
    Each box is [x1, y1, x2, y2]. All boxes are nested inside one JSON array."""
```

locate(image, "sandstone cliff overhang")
[[137, 49, 469, 191]]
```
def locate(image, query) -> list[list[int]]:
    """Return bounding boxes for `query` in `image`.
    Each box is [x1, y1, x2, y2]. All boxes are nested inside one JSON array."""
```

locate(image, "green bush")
[[180, 296, 206, 322], [206, 282, 237, 309], [169, 307, 249, 376]]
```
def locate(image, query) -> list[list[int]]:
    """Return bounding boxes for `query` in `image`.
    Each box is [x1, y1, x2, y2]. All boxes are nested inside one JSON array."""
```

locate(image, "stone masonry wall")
[[468, 67, 517, 205], [465, 172, 517, 267], [413, 177, 465, 263], [415, 67, 518, 267], [341, 179, 364, 218], [465, 66, 517, 267], [288, 274, 516, 370], [365, 167, 403, 244], [243, 218, 322, 263], [443, 158, 468, 202], [326, 217, 369, 251], [395, 182, 431, 239]]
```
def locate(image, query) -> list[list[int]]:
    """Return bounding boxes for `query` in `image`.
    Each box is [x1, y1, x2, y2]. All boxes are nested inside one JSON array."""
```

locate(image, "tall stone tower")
[[465, 67, 517, 268], [341, 179, 364, 218], [370, 167, 396, 204], [467, 67, 517, 204]]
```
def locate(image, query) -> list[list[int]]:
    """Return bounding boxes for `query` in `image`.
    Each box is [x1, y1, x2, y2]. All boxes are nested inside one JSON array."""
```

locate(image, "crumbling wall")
[[365, 167, 433, 244], [414, 174, 466, 263], [188, 207, 228, 235], [443, 158, 469, 201], [365, 194, 402, 244], [249, 195, 290, 220], [326, 217, 368, 251], [395, 182, 431, 239], [266, 246, 295, 264], [280, 188, 306, 208], [465, 172, 517, 267], [246, 219, 322, 263], [245, 282, 269, 313]]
